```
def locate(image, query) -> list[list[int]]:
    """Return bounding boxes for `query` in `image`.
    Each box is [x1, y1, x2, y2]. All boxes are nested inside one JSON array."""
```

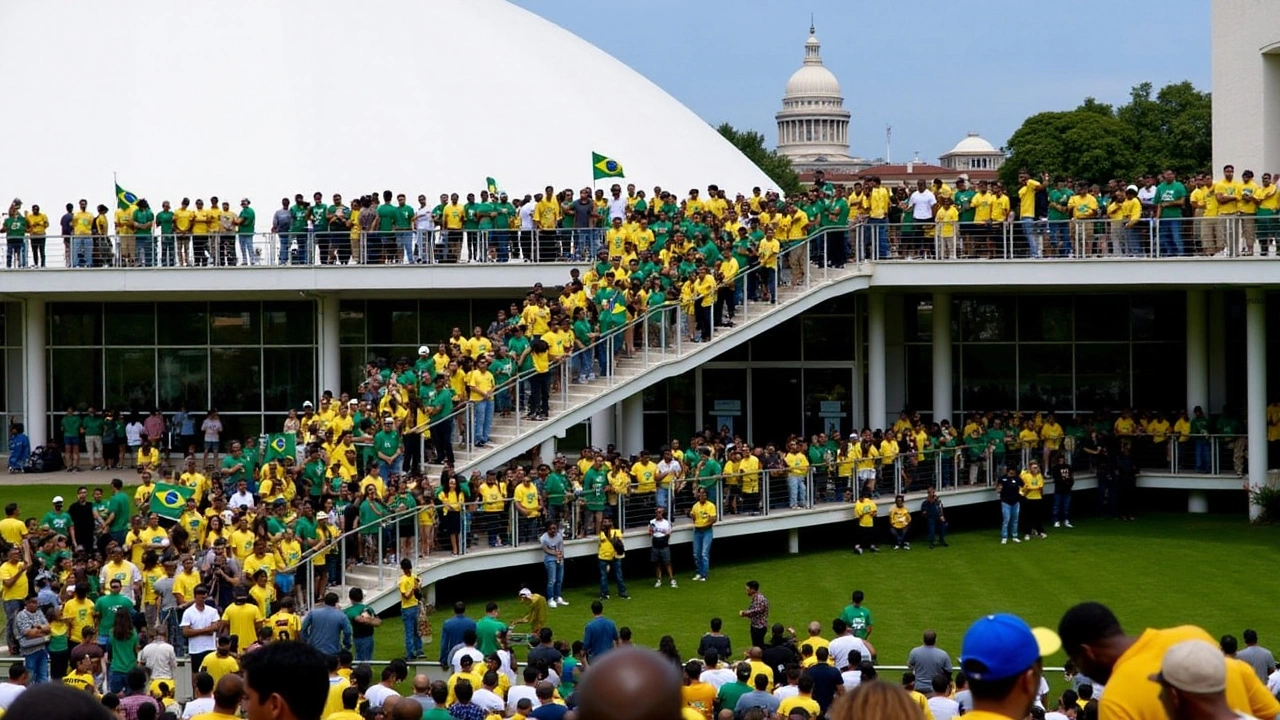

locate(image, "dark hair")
[[710, 618, 722, 632], [931, 675, 950, 694], [969, 674, 1022, 702], [1244, 629, 1259, 644], [591, 600, 603, 615], [431, 680, 449, 704], [127, 668, 147, 692], [1057, 602, 1123, 656], [112, 606, 134, 642], [454, 680, 474, 703], [1221, 635, 1239, 654], [8, 662, 26, 681], [746, 580, 760, 592], [4, 683, 115, 720], [239, 641, 329, 720], [195, 672, 215, 695]]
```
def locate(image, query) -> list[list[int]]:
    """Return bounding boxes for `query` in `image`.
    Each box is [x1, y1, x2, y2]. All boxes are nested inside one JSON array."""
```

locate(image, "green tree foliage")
[[1001, 81, 1211, 187], [716, 122, 803, 195]]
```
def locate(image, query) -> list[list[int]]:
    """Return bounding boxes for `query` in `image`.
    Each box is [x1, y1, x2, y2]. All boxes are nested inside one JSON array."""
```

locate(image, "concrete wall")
[[1211, 0, 1280, 172]]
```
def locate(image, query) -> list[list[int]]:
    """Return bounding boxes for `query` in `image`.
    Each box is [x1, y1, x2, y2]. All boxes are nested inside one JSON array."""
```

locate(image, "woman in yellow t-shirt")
[[596, 518, 628, 600], [413, 483, 437, 557], [437, 473, 465, 556], [1019, 462, 1047, 540]]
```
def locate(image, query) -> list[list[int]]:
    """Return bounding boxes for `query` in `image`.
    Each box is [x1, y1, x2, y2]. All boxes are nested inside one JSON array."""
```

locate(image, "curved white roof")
[[0, 0, 773, 210], [946, 133, 998, 155], [785, 65, 842, 97]]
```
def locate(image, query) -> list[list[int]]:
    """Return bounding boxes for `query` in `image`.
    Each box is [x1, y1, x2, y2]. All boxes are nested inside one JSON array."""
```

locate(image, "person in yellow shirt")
[[888, 494, 911, 550], [755, 228, 781, 304], [934, 195, 960, 259], [776, 675, 821, 719], [853, 489, 878, 554], [222, 588, 264, 648], [783, 441, 810, 510], [1058, 602, 1280, 720], [266, 597, 302, 641], [199, 636, 240, 682], [1068, 185, 1099, 255], [1039, 414, 1064, 468], [397, 558, 422, 659], [692, 266, 716, 344], [682, 661, 718, 720], [688, 487, 717, 581], [1019, 461, 1046, 540]]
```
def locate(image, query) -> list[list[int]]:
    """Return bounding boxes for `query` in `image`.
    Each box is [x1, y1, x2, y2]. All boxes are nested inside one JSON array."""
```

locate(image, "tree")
[[716, 122, 802, 195], [1001, 81, 1211, 186]]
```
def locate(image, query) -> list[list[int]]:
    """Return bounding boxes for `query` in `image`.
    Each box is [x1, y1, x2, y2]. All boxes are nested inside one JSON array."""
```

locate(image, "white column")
[[620, 392, 644, 455], [932, 292, 952, 426], [1208, 290, 1228, 412], [318, 296, 341, 397], [24, 299, 47, 448], [1246, 288, 1267, 521], [788, 528, 800, 554], [1186, 289, 1208, 412], [591, 408, 615, 450], [868, 293, 886, 430]]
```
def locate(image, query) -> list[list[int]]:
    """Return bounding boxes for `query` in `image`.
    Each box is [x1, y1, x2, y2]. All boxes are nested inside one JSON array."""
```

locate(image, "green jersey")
[[1155, 181, 1188, 219], [61, 414, 83, 437], [494, 202, 515, 230], [427, 387, 454, 420], [697, 458, 723, 489], [107, 491, 131, 532], [373, 430, 401, 458], [583, 469, 608, 511], [394, 203, 414, 230], [544, 472, 567, 506], [94, 593, 135, 635], [156, 210, 175, 234], [1047, 189, 1073, 222], [476, 202, 495, 230], [3, 215, 27, 238], [309, 204, 328, 231], [954, 189, 977, 223], [840, 604, 872, 638], [376, 203, 397, 232], [463, 203, 480, 230], [237, 206, 255, 235], [290, 205, 309, 232], [132, 208, 155, 235], [40, 511, 72, 535]]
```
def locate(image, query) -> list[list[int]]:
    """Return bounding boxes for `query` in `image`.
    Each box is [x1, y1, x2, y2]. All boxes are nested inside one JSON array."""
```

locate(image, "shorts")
[[204, 441, 220, 452], [64, 435, 79, 446], [275, 573, 295, 594], [650, 544, 671, 564]]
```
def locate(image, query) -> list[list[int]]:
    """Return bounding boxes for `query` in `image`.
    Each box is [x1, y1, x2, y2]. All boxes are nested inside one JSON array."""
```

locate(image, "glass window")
[[217, 414, 262, 447], [105, 348, 156, 410], [4, 348, 21, 415], [904, 345, 932, 411], [339, 301, 366, 344], [802, 317, 855, 361], [1018, 344, 1073, 411], [103, 303, 156, 346], [1075, 343, 1129, 410], [1, 302, 19, 347], [960, 345, 1016, 411], [210, 302, 261, 345], [210, 348, 261, 411], [339, 348, 369, 399], [366, 301, 420, 345], [750, 317, 802, 362], [263, 302, 315, 345], [1018, 296, 1073, 342], [158, 302, 209, 346], [51, 348, 103, 410], [1075, 295, 1128, 341], [263, 348, 315, 411], [49, 302, 102, 346], [1132, 343, 1184, 410], [702, 369, 748, 438], [812, 294, 856, 315], [751, 367, 800, 445], [158, 348, 208, 411], [419, 300, 470, 346], [804, 368, 853, 437], [1130, 294, 1183, 341], [903, 295, 933, 342], [714, 343, 749, 363], [471, 298, 511, 330], [958, 297, 1014, 342]]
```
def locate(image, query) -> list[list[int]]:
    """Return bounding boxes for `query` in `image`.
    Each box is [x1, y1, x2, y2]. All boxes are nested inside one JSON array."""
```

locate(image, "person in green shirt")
[[154, 200, 175, 267], [221, 442, 250, 491], [80, 407, 105, 470], [839, 590, 873, 639], [693, 447, 723, 509], [373, 418, 403, 480], [39, 497, 72, 537], [236, 198, 257, 266], [425, 376, 456, 467], [583, 457, 609, 534], [1154, 169, 1188, 257], [1190, 406, 1212, 473], [492, 192, 515, 262], [541, 462, 568, 525], [105, 478, 132, 542], [490, 346, 515, 417], [953, 179, 977, 253], [5, 206, 28, 269], [1047, 180, 1074, 256], [60, 407, 83, 471], [392, 192, 415, 264], [308, 192, 328, 265], [474, 602, 506, 657], [985, 419, 1010, 476], [824, 189, 850, 267], [131, 199, 156, 267], [93, 579, 135, 643]]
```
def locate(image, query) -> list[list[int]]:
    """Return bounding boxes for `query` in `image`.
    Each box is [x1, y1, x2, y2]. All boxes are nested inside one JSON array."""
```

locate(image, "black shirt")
[[68, 500, 96, 547], [528, 644, 563, 671], [697, 633, 732, 660], [806, 663, 844, 713], [762, 641, 797, 684], [998, 476, 1023, 504], [1051, 464, 1073, 493]]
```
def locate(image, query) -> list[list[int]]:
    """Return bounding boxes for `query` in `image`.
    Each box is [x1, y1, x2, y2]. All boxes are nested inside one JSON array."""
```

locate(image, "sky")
[[511, 0, 1211, 164]]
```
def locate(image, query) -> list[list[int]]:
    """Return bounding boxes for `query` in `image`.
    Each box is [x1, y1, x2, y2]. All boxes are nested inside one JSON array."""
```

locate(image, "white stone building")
[[775, 25, 871, 175]]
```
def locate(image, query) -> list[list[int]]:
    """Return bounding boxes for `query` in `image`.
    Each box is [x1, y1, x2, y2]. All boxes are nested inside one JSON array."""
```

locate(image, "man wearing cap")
[[1058, 602, 1279, 720], [38, 497, 72, 539], [958, 613, 1061, 720], [1151, 639, 1259, 720], [514, 588, 548, 634]]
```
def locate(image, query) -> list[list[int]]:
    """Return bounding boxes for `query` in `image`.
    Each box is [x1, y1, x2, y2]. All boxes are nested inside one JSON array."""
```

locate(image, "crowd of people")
[[5, 163, 1276, 270]]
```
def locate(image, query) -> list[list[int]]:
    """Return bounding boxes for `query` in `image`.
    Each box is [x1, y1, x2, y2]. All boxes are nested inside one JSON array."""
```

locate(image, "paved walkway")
[[0, 465, 150, 486]]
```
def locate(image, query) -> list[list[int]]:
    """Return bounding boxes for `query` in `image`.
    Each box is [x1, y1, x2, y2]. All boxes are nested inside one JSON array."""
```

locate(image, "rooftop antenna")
[[810, 13, 814, 35], [886, 125, 892, 164]]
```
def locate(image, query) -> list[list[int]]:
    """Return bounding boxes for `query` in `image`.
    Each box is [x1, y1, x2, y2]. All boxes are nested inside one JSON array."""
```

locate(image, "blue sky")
[[513, 0, 1211, 164]]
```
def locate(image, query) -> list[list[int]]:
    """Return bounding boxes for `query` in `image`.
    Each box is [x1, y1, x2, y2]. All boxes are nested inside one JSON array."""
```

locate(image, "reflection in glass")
[[959, 297, 1014, 342], [157, 303, 208, 346], [51, 348, 103, 410], [1018, 296, 1072, 342], [50, 302, 102, 346], [1074, 295, 1127, 341], [158, 349, 208, 411], [211, 348, 261, 411], [105, 348, 156, 410], [262, 302, 315, 346], [104, 303, 156, 346], [263, 348, 315, 411], [1018, 344, 1073, 410], [1075, 343, 1129, 410], [210, 302, 260, 345], [961, 345, 1016, 411], [802, 317, 855, 361], [803, 368, 852, 437]]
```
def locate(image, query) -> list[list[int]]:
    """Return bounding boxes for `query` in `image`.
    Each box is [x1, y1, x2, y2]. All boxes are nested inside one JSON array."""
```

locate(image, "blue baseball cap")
[[960, 613, 1062, 681]]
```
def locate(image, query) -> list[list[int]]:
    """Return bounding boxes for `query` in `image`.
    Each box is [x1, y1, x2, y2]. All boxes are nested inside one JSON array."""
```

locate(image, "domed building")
[[938, 133, 1007, 174], [0, 0, 771, 209], [775, 25, 870, 176]]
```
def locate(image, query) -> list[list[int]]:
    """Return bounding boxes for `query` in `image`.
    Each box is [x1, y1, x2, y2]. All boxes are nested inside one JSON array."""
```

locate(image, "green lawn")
[[373, 512, 1279, 694], [4, 481, 125, 517]]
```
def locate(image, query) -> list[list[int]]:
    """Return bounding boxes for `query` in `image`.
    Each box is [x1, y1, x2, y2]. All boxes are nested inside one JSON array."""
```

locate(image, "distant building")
[[1210, 0, 1280, 173], [938, 133, 1006, 175], [775, 24, 871, 176]]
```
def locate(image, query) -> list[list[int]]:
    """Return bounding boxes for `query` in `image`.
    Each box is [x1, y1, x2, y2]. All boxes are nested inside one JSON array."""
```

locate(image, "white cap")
[[1151, 640, 1227, 694], [1126, 184, 1139, 193], [518, 589, 532, 598], [418, 345, 429, 355], [53, 495, 64, 503], [303, 400, 313, 407]]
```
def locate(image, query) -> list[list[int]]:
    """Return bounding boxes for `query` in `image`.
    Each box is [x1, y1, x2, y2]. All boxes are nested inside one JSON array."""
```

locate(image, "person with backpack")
[[7, 424, 29, 474]]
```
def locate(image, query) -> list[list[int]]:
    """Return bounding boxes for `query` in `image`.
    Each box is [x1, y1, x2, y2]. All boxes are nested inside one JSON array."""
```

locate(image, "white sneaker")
[[670, 579, 678, 588], [548, 599, 558, 608], [556, 597, 568, 606], [692, 574, 703, 581], [1012, 537, 1021, 543], [1064, 521, 1073, 528], [654, 580, 662, 588], [1054, 521, 1061, 528], [1040, 532, 1048, 538], [1001, 538, 1008, 545], [1024, 534, 1031, 541], [697, 576, 706, 581]]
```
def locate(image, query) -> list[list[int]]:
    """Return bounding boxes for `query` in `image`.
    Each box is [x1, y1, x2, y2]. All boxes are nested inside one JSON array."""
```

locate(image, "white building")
[[938, 133, 1006, 174], [775, 25, 871, 175], [1211, 0, 1280, 173]]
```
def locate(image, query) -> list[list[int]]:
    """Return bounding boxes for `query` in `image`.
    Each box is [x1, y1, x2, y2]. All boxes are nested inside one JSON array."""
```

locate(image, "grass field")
[[372, 512, 1279, 693]]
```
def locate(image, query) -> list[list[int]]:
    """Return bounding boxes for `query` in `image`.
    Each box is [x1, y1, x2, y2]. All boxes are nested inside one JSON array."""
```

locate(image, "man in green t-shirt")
[[221, 442, 250, 491], [1154, 169, 1188, 257], [39, 497, 73, 538], [131, 199, 156, 267], [425, 376, 455, 467], [393, 193, 415, 265], [93, 579, 135, 643], [236, 199, 257, 266], [373, 418, 403, 480], [475, 602, 506, 656], [155, 200, 176, 267], [953, 178, 977, 253], [60, 408, 83, 471], [839, 590, 873, 639], [105, 478, 132, 543], [4, 207, 28, 268], [824, 188, 850, 267], [492, 192, 516, 262]]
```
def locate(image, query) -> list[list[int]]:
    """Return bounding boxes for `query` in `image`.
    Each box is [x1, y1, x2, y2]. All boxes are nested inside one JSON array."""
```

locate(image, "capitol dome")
[[775, 24, 860, 172], [0, 0, 773, 209], [947, 133, 998, 155], [939, 132, 1006, 173]]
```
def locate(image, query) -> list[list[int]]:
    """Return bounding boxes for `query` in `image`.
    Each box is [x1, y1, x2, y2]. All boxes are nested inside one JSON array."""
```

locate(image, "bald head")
[[808, 622, 822, 636], [391, 699, 422, 720], [413, 674, 431, 694], [214, 673, 245, 711], [577, 647, 682, 720], [748, 647, 763, 661]]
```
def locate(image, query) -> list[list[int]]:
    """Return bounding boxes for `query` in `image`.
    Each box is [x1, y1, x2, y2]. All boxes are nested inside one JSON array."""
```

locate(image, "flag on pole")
[[116, 182, 138, 211], [264, 433, 297, 463], [591, 152, 625, 180], [486, 177, 500, 195], [149, 483, 194, 521]]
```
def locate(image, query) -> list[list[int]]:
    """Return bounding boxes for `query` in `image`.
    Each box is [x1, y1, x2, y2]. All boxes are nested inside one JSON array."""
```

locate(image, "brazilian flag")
[[150, 483, 193, 521], [592, 152, 625, 180], [486, 177, 500, 196], [265, 433, 296, 463], [116, 182, 139, 211]]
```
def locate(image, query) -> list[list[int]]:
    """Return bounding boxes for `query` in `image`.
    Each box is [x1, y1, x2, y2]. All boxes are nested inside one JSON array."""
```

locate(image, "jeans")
[[1049, 221, 1070, 254], [23, 648, 49, 684], [354, 635, 374, 663], [6, 241, 25, 268], [109, 669, 129, 694], [692, 527, 713, 577], [1000, 501, 1020, 539], [3, 599, 21, 650], [1123, 226, 1141, 256], [161, 235, 176, 266], [1020, 217, 1041, 258], [472, 399, 494, 445], [72, 236, 92, 267], [1194, 439, 1210, 472], [594, 341, 611, 377], [870, 218, 889, 259], [238, 235, 256, 265], [926, 516, 947, 544], [598, 559, 625, 597], [491, 230, 510, 262], [575, 350, 593, 381], [161, 607, 186, 656], [403, 605, 422, 658], [1052, 493, 1071, 522], [137, 237, 155, 267], [655, 487, 669, 515], [397, 231, 415, 263], [544, 556, 564, 599], [379, 456, 403, 482], [1158, 218, 1183, 257], [787, 475, 807, 507], [278, 232, 292, 265]]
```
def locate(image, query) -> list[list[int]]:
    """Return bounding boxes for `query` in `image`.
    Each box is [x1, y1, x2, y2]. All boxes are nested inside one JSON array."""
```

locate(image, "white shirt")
[[773, 685, 799, 700], [1033, 676, 1050, 709], [182, 697, 215, 719], [472, 688, 506, 713], [700, 666, 736, 690], [0, 682, 24, 710], [126, 422, 145, 445], [1045, 712, 1070, 720], [649, 518, 672, 539], [450, 646, 485, 674], [928, 696, 960, 720], [139, 640, 178, 679], [497, 648, 518, 686], [180, 603, 222, 655], [908, 190, 937, 220], [229, 490, 256, 510], [657, 458, 682, 483], [507, 685, 539, 715], [828, 634, 871, 671], [840, 670, 861, 691], [364, 684, 401, 710], [1267, 668, 1280, 696], [415, 207, 436, 231], [607, 197, 628, 222], [519, 204, 535, 230]]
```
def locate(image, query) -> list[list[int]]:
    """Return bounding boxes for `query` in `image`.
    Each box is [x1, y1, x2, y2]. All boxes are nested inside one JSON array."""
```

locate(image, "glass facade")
[[0, 303, 23, 438], [47, 301, 316, 442]]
